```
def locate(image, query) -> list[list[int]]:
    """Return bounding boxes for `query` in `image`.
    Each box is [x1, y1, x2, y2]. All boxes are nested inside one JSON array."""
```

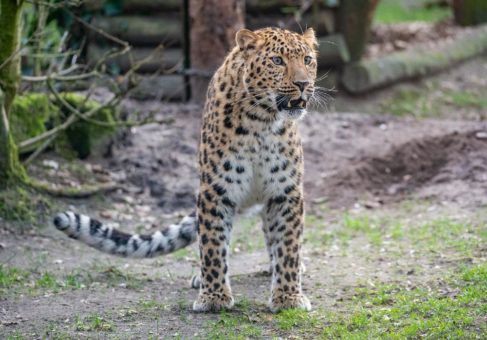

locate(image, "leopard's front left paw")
[[269, 293, 312, 313], [193, 292, 234, 312]]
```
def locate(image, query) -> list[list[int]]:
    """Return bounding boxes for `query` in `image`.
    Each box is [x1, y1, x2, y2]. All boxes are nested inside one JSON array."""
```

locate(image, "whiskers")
[[309, 85, 336, 112]]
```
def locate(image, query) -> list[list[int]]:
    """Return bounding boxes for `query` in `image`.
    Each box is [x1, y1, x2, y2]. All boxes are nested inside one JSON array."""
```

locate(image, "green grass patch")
[[444, 90, 487, 109], [75, 313, 114, 332], [0, 265, 30, 290], [206, 310, 263, 339], [0, 264, 146, 297], [231, 215, 265, 253], [375, 0, 451, 24], [0, 186, 51, 224], [275, 308, 320, 331], [381, 88, 439, 117], [305, 213, 386, 250], [323, 264, 487, 339], [381, 86, 487, 119], [409, 218, 483, 256]]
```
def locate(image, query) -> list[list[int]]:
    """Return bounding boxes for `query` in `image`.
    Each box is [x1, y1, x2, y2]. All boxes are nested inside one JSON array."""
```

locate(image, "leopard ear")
[[302, 28, 318, 47], [236, 29, 259, 50]]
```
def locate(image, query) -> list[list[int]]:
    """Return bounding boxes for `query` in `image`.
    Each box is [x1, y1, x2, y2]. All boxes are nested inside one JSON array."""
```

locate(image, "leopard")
[[53, 27, 318, 313]]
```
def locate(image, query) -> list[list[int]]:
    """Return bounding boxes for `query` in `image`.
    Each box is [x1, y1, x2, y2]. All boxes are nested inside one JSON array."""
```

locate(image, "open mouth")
[[276, 95, 307, 112]]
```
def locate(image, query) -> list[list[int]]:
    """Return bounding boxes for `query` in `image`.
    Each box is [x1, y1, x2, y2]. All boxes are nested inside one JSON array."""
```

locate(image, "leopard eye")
[[271, 56, 284, 65], [304, 56, 312, 65]]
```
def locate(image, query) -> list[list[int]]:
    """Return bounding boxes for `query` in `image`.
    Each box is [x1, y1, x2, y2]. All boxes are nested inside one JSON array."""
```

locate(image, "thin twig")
[[71, 13, 129, 48], [22, 71, 97, 82], [23, 133, 57, 165], [47, 79, 174, 128]]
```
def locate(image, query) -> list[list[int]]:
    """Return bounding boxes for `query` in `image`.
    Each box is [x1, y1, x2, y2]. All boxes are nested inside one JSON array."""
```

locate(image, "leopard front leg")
[[192, 192, 235, 312], [263, 193, 311, 312]]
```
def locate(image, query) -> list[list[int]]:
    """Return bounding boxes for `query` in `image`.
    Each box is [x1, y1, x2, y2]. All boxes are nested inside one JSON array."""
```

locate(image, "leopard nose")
[[293, 81, 309, 92]]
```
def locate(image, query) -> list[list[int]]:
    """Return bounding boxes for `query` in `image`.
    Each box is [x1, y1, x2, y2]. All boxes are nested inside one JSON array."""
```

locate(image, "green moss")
[[375, 0, 451, 24], [10, 93, 53, 147], [0, 185, 50, 223], [9, 92, 115, 158], [58, 93, 115, 159]]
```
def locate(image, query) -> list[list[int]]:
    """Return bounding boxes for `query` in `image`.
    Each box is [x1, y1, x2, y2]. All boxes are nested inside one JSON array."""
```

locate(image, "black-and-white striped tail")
[[53, 211, 197, 258]]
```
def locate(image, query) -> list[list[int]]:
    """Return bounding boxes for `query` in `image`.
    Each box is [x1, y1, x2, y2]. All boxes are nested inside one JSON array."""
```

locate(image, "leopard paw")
[[269, 293, 311, 313], [193, 292, 234, 312]]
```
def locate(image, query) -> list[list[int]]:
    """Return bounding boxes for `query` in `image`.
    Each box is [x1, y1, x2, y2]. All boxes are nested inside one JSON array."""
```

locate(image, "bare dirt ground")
[[1, 56, 486, 338]]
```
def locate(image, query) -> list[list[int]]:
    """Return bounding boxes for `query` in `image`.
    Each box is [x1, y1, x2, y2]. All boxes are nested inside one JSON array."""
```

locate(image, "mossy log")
[[341, 25, 487, 94], [90, 16, 182, 46], [129, 75, 186, 101], [453, 0, 487, 26], [247, 10, 335, 35], [87, 45, 183, 73], [317, 34, 350, 66], [84, 0, 181, 13]]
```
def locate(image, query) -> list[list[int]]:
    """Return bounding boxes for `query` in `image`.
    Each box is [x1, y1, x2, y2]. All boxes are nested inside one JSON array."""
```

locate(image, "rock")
[[475, 131, 487, 139], [149, 180, 166, 197], [42, 160, 59, 170]]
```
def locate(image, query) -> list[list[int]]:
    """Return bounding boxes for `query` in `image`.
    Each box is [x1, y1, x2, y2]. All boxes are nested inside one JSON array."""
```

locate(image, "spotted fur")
[[54, 27, 318, 313], [53, 211, 197, 257]]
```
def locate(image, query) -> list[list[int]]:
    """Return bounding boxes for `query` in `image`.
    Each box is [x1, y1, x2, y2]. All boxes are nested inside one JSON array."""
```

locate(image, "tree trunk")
[[189, 0, 245, 103], [338, 0, 379, 62], [453, 0, 487, 26], [0, 0, 26, 188]]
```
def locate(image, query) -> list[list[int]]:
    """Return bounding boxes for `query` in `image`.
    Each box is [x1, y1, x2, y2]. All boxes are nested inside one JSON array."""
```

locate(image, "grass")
[[206, 310, 263, 339], [0, 264, 146, 297], [202, 264, 486, 339], [381, 88, 439, 117], [445, 90, 487, 109], [381, 86, 487, 118], [374, 0, 451, 24], [231, 215, 265, 253], [74, 313, 114, 332], [0, 265, 30, 290], [408, 218, 484, 257], [0, 186, 51, 225], [305, 213, 387, 250], [275, 308, 321, 332], [323, 264, 487, 339]]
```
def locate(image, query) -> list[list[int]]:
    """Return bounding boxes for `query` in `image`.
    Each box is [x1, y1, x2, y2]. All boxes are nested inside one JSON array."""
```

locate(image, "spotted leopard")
[[54, 27, 318, 313]]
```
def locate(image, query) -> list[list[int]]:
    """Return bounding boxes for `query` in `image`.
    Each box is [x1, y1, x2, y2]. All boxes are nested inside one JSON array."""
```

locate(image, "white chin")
[[280, 108, 307, 120]]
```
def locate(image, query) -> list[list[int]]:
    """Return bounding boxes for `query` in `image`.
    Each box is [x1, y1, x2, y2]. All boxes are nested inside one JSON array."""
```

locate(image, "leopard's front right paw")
[[192, 292, 234, 312], [269, 293, 312, 313]]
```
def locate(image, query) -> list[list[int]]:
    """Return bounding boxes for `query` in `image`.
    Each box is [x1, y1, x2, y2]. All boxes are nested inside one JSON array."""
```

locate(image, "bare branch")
[[29, 179, 121, 198]]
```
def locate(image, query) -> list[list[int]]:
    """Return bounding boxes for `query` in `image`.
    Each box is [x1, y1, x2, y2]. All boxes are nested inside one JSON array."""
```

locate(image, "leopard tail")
[[53, 211, 197, 258]]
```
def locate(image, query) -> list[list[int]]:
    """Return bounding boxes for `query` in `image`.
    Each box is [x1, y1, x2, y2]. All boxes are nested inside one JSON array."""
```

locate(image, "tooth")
[[287, 102, 292, 108]]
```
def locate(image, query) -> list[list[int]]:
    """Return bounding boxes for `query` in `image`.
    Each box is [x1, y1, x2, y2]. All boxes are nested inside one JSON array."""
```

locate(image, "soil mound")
[[324, 130, 487, 206]]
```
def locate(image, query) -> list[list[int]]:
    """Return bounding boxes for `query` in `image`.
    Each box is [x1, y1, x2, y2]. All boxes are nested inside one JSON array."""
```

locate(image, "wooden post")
[[189, 0, 245, 103]]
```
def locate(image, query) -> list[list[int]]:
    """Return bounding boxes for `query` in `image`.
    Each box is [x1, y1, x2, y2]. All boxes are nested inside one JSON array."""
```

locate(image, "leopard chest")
[[202, 122, 302, 209]]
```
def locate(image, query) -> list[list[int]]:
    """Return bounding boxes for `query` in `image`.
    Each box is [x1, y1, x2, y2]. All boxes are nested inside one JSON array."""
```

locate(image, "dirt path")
[[1, 57, 486, 338]]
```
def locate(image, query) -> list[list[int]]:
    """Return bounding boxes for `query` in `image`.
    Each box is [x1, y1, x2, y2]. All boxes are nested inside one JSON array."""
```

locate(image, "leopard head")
[[236, 27, 318, 120]]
